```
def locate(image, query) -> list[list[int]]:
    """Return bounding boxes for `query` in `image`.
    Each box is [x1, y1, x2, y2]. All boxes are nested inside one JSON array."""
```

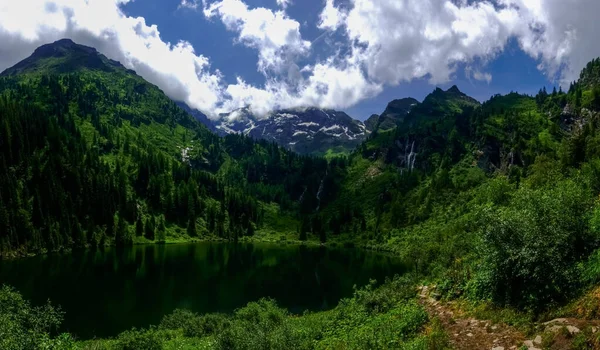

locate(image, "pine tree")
[[187, 218, 197, 237], [115, 215, 129, 245], [135, 217, 144, 237], [157, 216, 167, 242], [145, 217, 155, 240]]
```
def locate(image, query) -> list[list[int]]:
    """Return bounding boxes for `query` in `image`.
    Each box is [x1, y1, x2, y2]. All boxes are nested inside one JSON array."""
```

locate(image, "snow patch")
[[298, 122, 319, 127], [319, 124, 342, 133], [276, 113, 298, 119]]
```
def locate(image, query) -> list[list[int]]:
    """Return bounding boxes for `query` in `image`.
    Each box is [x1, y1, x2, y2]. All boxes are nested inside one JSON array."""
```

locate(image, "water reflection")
[[0, 242, 405, 339]]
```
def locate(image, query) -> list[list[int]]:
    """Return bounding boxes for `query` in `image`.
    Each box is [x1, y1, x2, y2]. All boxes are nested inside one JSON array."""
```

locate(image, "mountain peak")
[[1, 38, 124, 76], [446, 85, 462, 94]]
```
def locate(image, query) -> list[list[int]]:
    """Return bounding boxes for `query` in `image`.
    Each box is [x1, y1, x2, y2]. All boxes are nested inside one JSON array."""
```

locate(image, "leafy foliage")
[[0, 285, 74, 350]]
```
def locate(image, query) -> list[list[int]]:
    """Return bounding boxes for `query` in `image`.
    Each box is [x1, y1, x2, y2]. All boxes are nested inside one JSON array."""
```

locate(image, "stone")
[[593, 326, 598, 333], [492, 347, 504, 350], [510, 347, 517, 350], [542, 318, 567, 325], [523, 340, 534, 348], [467, 333, 473, 337], [534, 335, 542, 344], [567, 325, 581, 334], [491, 325, 498, 330], [547, 325, 563, 333]]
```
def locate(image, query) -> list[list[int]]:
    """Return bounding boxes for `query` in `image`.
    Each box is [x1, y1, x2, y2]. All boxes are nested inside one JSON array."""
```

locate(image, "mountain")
[[175, 102, 218, 133], [0, 38, 339, 256], [210, 106, 368, 155], [371, 97, 419, 132], [1, 38, 129, 76], [364, 114, 380, 131]]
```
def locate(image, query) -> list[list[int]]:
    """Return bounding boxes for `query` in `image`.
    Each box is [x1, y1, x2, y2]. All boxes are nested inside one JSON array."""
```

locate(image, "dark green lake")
[[0, 242, 405, 339]]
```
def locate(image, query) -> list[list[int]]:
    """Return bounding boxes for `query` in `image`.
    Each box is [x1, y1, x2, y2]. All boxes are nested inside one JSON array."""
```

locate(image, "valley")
[[3, 39, 600, 349]]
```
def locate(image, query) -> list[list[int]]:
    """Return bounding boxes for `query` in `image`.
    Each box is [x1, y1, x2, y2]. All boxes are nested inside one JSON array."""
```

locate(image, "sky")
[[0, 0, 599, 121]]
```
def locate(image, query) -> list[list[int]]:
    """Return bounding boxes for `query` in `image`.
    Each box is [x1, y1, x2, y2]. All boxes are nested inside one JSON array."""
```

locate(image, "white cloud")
[[466, 66, 493, 84], [500, 0, 600, 85], [320, 0, 600, 88], [0, 0, 223, 114], [203, 0, 309, 77], [178, 0, 200, 10], [331, 0, 519, 85], [317, 0, 345, 31], [276, 0, 292, 9], [1, 0, 600, 121]]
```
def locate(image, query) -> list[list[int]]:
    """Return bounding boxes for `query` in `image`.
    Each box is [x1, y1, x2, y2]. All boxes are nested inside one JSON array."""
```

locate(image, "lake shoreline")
[[0, 233, 400, 261], [1, 239, 407, 339]]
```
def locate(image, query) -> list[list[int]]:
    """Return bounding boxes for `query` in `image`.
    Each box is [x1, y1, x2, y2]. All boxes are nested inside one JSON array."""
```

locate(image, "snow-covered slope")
[[185, 106, 369, 155]]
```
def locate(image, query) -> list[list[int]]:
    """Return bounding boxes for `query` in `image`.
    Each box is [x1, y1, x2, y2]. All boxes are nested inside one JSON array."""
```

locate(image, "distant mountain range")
[[12, 39, 481, 157], [179, 86, 479, 155], [179, 105, 370, 155]]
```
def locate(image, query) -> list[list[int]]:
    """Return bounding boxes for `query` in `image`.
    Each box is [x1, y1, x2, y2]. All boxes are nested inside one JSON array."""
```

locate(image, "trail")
[[416, 286, 600, 350]]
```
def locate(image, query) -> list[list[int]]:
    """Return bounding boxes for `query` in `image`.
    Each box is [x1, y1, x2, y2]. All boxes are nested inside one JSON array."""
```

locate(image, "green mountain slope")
[[324, 60, 600, 313], [371, 97, 418, 132], [0, 39, 344, 256]]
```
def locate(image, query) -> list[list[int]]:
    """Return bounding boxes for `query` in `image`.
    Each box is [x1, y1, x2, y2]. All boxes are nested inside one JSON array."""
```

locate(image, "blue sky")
[[121, 0, 553, 120], [1, 0, 598, 121]]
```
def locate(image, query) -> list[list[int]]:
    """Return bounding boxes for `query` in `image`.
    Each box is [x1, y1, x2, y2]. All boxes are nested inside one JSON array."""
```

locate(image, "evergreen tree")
[[187, 218, 197, 237], [145, 217, 155, 240], [135, 217, 144, 237]]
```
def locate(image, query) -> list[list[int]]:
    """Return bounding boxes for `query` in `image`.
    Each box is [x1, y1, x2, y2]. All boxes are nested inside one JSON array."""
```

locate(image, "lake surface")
[[0, 242, 406, 339]]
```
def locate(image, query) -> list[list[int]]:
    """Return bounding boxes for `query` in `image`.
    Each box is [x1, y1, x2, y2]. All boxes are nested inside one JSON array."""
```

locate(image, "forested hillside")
[[319, 58, 600, 313], [0, 39, 345, 257]]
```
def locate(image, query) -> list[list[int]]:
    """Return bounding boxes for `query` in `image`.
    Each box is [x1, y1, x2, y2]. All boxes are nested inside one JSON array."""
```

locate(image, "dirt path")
[[418, 286, 526, 349], [418, 285, 600, 350]]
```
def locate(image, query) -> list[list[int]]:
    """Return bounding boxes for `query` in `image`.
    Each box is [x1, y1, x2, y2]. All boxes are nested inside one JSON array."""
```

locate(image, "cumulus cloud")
[[1, 0, 599, 120], [317, 0, 345, 31], [201, 0, 381, 116], [501, 0, 600, 85], [203, 0, 309, 77], [0, 0, 223, 114], [320, 0, 600, 87]]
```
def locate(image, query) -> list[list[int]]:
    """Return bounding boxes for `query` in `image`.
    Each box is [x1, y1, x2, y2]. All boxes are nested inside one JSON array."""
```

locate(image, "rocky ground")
[[418, 286, 600, 350]]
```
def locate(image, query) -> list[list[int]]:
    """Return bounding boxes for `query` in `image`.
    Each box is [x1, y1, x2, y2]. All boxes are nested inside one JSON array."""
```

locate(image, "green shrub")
[[472, 179, 595, 310], [216, 299, 310, 350], [160, 309, 230, 338], [0, 285, 71, 350], [114, 328, 163, 350]]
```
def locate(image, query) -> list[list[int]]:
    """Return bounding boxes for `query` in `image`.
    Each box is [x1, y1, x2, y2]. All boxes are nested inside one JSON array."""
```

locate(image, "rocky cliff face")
[[183, 105, 368, 155]]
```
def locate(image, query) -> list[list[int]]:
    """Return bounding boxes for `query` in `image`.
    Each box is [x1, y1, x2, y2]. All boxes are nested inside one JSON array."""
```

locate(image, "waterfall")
[[399, 139, 417, 172], [298, 187, 307, 203], [407, 140, 417, 171]]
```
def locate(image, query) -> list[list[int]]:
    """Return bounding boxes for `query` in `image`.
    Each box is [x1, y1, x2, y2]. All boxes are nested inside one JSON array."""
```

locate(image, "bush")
[[216, 299, 307, 350], [0, 285, 72, 350], [160, 309, 230, 338], [471, 179, 594, 310], [115, 328, 163, 350]]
